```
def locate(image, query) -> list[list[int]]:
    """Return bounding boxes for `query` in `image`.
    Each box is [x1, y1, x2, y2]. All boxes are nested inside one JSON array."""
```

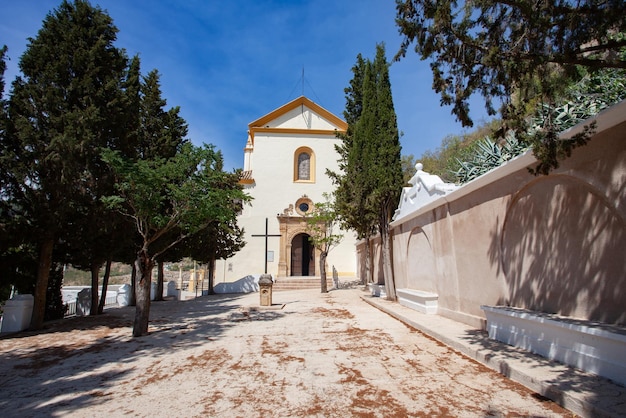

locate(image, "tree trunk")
[[155, 260, 164, 301], [207, 258, 215, 295], [89, 263, 100, 316], [30, 237, 55, 330], [364, 237, 373, 285], [319, 251, 328, 293], [98, 257, 112, 314], [380, 222, 396, 301], [133, 249, 153, 337], [129, 262, 137, 306]]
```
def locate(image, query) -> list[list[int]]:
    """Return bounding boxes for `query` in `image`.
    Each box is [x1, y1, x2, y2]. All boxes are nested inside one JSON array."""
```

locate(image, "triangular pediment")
[[248, 96, 347, 142]]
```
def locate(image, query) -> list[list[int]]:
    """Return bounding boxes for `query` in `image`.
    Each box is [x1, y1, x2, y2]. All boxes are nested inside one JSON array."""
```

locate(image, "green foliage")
[[0, 45, 6, 129], [330, 53, 378, 240], [137, 70, 187, 160], [102, 142, 249, 260], [395, 0, 626, 174], [396, 0, 626, 126], [453, 61, 625, 180], [1, 0, 129, 326], [5, 0, 127, 234], [158, 172, 247, 267], [409, 119, 502, 183], [44, 263, 66, 321], [0, 1, 251, 327], [454, 134, 528, 183], [415, 43, 626, 182], [305, 192, 343, 293], [333, 44, 403, 232], [103, 141, 249, 335], [305, 193, 343, 254], [0, 243, 37, 303], [525, 60, 626, 174], [353, 44, 403, 230], [401, 154, 417, 185], [331, 44, 403, 296]]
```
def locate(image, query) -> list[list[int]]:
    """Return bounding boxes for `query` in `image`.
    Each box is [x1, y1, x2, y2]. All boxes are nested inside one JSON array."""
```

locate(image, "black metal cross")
[[251, 217, 281, 274]]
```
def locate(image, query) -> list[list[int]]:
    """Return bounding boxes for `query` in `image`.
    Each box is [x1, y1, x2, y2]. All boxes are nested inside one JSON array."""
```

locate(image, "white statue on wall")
[[393, 163, 458, 221]]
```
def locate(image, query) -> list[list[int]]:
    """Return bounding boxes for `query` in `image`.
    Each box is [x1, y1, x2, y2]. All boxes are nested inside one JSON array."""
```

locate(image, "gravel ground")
[[0, 287, 573, 417]]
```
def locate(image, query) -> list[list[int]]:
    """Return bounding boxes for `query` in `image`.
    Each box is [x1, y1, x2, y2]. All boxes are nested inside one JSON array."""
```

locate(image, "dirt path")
[[0, 288, 572, 417]]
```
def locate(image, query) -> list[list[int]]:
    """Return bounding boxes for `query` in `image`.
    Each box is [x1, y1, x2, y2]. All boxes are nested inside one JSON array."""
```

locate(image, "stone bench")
[[396, 288, 438, 315], [481, 305, 626, 387]]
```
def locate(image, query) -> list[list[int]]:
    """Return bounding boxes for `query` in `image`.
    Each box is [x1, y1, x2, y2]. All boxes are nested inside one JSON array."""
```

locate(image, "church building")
[[213, 96, 357, 284]]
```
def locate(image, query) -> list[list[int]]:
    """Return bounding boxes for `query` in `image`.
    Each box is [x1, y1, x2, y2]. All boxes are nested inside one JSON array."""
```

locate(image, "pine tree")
[[395, 0, 626, 173]]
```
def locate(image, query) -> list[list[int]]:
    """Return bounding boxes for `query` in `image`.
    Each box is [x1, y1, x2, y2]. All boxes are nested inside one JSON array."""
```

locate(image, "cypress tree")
[[333, 44, 403, 299], [4, 0, 128, 328], [138, 70, 187, 160], [329, 54, 378, 285], [367, 44, 403, 300]]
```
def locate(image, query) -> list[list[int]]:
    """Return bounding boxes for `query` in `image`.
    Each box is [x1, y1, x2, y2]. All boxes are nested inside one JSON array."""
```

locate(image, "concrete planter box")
[[482, 305, 626, 386]]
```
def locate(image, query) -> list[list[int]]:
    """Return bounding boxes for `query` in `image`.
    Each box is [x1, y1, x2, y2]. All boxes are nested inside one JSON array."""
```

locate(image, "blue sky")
[[1, 0, 490, 171]]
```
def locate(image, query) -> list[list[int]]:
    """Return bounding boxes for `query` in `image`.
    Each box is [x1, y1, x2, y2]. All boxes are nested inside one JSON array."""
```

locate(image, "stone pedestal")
[[258, 274, 273, 306]]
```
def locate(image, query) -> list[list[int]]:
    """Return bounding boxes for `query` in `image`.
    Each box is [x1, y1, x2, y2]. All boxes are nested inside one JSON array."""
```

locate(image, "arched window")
[[293, 146, 315, 182], [297, 152, 310, 180]]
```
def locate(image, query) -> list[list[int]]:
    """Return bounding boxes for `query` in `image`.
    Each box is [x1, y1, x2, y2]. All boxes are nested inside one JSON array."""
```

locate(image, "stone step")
[[272, 277, 333, 291]]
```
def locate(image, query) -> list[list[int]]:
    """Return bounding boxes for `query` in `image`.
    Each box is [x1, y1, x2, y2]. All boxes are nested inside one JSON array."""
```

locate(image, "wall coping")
[[390, 99, 626, 228]]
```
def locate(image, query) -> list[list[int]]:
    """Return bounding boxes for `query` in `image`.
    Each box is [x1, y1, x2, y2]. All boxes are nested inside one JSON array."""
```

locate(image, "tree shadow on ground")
[[0, 292, 285, 416]]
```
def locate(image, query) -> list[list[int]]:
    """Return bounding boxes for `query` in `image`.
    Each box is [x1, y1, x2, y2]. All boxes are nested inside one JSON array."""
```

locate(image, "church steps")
[[272, 277, 333, 291]]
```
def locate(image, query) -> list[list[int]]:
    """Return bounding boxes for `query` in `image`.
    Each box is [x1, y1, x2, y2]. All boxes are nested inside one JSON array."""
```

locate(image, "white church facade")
[[214, 96, 357, 284]]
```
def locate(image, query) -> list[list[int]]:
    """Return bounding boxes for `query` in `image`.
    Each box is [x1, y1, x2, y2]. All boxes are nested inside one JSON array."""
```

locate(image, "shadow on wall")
[[214, 275, 260, 294], [491, 174, 626, 325]]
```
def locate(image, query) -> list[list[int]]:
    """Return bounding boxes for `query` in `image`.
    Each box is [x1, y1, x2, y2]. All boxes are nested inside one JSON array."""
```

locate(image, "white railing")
[[66, 301, 77, 316], [63, 291, 118, 317]]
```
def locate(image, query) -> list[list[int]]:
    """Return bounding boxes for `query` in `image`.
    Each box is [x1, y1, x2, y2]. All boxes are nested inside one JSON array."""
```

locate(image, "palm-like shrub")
[[454, 134, 527, 183], [455, 61, 626, 183]]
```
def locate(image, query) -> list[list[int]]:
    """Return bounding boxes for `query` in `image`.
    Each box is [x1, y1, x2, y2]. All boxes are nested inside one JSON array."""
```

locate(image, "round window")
[[295, 197, 314, 216]]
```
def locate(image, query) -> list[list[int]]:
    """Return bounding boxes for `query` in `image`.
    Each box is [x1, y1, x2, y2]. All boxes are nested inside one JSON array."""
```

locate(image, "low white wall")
[[483, 306, 626, 386]]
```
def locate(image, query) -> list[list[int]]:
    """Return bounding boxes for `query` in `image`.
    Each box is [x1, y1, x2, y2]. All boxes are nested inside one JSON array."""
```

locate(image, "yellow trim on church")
[[250, 127, 338, 140], [247, 96, 347, 144]]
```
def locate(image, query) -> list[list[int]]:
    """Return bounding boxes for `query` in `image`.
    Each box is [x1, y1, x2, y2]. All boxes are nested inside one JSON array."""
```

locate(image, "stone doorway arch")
[[276, 207, 321, 278]]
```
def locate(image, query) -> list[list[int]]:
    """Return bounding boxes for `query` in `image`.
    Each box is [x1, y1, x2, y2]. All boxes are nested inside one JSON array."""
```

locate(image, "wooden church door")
[[291, 233, 314, 276]]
